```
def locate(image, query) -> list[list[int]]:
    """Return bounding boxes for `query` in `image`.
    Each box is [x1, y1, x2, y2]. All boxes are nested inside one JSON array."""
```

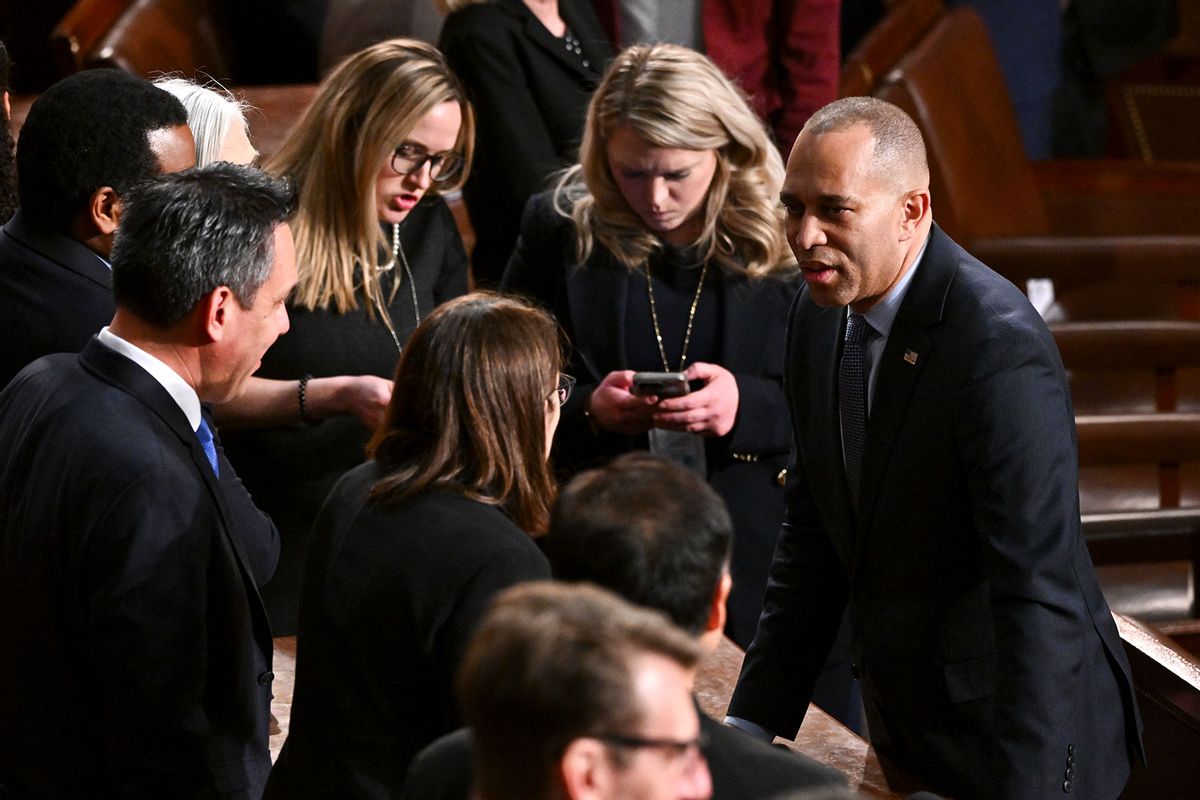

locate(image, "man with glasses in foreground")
[[459, 580, 712, 800]]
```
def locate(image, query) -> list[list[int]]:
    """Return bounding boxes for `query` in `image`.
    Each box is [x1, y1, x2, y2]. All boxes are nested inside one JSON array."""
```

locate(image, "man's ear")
[[898, 188, 931, 240], [704, 570, 733, 636], [198, 286, 236, 345], [88, 186, 123, 237], [560, 738, 616, 800]]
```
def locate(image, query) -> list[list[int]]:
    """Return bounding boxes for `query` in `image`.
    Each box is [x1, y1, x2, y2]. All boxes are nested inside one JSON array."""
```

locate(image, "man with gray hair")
[[727, 97, 1142, 798], [0, 163, 294, 797]]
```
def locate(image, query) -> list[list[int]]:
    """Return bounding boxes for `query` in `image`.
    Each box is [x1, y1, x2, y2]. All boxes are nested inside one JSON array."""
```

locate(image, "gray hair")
[[153, 77, 252, 166], [111, 163, 296, 327]]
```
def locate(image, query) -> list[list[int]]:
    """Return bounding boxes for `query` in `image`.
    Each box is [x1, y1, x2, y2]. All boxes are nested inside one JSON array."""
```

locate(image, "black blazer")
[[402, 708, 847, 800], [0, 338, 278, 798], [730, 226, 1143, 798], [266, 463, 551, 799], [0, 210, 115, 389], [439, 0, 612, 284], [503, 192, 798, 645]]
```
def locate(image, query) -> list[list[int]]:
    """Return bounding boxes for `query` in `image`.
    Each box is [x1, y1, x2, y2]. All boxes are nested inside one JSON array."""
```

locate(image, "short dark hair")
[[110, 163, 296, 327], [801, 97, 928, 189], [459, 582, 702, 800], [16, 69, 188, 231], [546, 452, 732, 635]]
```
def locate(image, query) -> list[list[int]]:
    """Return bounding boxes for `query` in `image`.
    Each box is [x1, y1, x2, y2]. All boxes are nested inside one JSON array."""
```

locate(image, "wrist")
[[297, 374, 320, 426]]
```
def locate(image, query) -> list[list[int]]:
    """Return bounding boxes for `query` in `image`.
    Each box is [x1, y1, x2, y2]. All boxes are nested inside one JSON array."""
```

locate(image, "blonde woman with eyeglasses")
[[220, 39, 475, 634]]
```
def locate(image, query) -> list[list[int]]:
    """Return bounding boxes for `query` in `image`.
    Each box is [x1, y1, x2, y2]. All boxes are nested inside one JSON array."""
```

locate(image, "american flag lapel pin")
[[903, 349, 919, 366]]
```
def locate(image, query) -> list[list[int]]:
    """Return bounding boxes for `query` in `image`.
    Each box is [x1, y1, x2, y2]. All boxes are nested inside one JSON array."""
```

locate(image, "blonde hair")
[[556, 43, 794, 278], [266, 39, 475, 316], [153, 77, 251, 167]]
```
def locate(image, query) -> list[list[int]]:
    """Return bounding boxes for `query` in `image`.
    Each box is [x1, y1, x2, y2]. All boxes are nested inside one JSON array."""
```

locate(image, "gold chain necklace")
[[645, 258, 709, 372]]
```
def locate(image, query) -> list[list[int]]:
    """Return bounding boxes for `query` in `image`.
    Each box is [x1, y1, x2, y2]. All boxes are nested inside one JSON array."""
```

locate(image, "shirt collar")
[[97, 326, 202, 430], [858, 233, 930, 337]]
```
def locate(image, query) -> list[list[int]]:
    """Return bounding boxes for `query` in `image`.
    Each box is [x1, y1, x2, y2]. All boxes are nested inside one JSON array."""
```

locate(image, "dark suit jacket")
[[729, 226, 1143, 799], [266, 464, 551, 799], [0, 338, 278, 798], [0, 210, 114, 389], [503, 192, 798, 645], [439, 0, 612, 284], [402, 707, 846, 800]]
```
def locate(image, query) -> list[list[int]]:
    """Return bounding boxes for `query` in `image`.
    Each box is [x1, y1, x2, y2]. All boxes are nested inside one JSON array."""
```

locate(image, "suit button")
[[1065, 768, 1074, 780], [850, 663, 861, 679], [1066, 756, 1074, 769], [257, 670, 275, 686], [776, 468, 787, 487], [1062, 780, 1073, 793], [1067, 743, 1075, 756]]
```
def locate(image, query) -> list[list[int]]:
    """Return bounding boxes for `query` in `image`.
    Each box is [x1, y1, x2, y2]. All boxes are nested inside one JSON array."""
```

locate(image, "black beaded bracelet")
[[298, 373, 319, 427]]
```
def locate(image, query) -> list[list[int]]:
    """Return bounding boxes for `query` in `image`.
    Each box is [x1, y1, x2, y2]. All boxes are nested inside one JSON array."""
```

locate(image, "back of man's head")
[[546, 453, 732, 635], [459, 581, 703, 800], [110, 162, 296, 329], [16, 69, 188, 232]]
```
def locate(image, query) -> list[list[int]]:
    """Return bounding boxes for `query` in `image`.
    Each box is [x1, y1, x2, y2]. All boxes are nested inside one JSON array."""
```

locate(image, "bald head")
[[801, 97, 928, 193]]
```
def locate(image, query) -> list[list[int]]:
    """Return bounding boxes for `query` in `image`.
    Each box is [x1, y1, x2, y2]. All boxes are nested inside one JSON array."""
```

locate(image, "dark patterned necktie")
[[839, 313, 869, 503], [196, 417, 220, 477]]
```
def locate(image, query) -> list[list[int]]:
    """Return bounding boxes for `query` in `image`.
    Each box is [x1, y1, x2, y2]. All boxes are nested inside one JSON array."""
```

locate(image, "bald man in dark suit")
[[727, 97, 1142, 799]]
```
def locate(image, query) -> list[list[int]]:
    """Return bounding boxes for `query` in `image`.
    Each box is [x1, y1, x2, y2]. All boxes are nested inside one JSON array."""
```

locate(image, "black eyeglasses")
[[550, 374, 576, 406], [391, 143, 464, 182], [595, 731, 709, 760]]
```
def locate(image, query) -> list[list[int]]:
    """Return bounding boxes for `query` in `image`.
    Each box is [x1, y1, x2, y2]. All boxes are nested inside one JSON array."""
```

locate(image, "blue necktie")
[[839, 313, 869, 503], [196, 417, 220, 478]]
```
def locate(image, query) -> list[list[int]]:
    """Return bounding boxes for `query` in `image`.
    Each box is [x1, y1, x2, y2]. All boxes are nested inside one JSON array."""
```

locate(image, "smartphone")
[[631, 371, 689, 398]]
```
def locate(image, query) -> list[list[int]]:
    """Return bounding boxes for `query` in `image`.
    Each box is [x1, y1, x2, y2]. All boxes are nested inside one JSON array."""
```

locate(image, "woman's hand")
[[325, 375, 395, 429], [586, 370, 660, 435], [652, 362, 739, 437]]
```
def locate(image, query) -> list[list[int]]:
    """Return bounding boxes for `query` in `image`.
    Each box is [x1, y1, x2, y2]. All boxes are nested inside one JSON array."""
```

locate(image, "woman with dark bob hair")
[[267, 292, 565, 797]]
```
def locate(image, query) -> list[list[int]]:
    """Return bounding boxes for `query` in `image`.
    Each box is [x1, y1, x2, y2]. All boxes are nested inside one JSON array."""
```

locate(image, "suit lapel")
[[78, 338, 273, 644], [566, 257, 631, 379], [853, 227, 956, 566], [717, 274, 753, 367], [503, 0, 606, 81]]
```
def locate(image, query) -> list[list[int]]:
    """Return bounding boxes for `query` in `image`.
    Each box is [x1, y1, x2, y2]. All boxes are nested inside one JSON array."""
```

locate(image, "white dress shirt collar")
[[97, 327, 202, 431]]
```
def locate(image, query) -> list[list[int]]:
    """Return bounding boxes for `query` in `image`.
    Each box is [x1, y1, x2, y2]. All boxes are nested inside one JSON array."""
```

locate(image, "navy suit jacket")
[[729, 225, 1143, 799], [503, 192, 798, 644], [0, 210, 115, 389], [0, 338, 278, 798]]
